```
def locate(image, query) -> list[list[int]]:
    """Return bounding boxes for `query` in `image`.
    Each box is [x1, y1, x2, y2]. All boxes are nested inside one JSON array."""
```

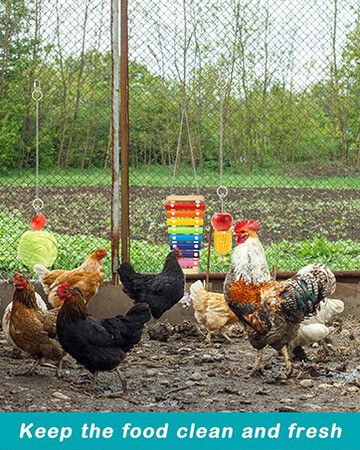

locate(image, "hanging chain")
[[31, 80, 44, 212], [216, 73, 228, 212]]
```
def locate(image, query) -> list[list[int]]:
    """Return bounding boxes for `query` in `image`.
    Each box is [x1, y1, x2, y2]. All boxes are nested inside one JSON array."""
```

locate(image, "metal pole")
[[111, 0, 120, 284], [120, 0, 130, 264]]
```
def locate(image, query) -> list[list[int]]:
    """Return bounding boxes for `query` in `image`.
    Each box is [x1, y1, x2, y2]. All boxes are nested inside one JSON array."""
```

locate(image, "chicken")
[[224, 219, 337, 376], [117, 247, 184, 319], [189, 280, 238, 342], [289, 297, 344, 357], [9, 274, 64, 376], [2, 291, 47, 351], [34, 248, 107, 307], [55, 283, 151, 390]]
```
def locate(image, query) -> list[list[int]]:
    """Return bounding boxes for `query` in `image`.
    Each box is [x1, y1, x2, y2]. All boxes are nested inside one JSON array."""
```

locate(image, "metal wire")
[[32, 80, 43, 212], [0, 0, 358, 281]]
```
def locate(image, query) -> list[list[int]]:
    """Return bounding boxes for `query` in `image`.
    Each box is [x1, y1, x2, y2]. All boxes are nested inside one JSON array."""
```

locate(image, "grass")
[[1, 211, 359, 281], [1, 166, 359, 189]]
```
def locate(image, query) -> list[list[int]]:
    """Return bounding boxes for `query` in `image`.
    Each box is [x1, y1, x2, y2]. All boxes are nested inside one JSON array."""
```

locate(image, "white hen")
[[289, 297, 344, 351], [2, 292, 48, 349]]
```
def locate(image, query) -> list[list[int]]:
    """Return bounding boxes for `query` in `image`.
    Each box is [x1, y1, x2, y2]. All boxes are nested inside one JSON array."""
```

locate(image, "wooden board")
[[183, 267, 200, 275], [166, 195, 205, 202]]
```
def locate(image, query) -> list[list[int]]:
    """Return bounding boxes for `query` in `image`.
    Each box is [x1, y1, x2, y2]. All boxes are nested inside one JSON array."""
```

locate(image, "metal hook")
[[32, 80, 43, 101], [216, 185, 228, 199], [32, 198, 44, 212]]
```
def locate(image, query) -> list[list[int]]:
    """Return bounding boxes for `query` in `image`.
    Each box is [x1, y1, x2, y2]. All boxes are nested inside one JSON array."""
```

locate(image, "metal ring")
[[32, 198, 44, 211], [32, 89, 43, 101], [216, 185, 228, 199]]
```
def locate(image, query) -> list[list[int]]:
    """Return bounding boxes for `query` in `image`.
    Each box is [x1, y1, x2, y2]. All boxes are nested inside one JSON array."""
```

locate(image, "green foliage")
[[0, 211, 359, 281], [0, 1, 358, 173], [1, 167, 358, 189]]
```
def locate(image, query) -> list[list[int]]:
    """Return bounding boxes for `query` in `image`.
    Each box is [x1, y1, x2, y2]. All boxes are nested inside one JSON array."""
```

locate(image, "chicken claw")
[[221, 332, 232, 343], [15, 358, 42, 377]]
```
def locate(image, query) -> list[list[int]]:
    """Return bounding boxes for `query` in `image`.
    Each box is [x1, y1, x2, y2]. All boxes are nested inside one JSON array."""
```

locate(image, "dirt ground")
[[3, 185, 360, 243], [0, 318, 359, 412]]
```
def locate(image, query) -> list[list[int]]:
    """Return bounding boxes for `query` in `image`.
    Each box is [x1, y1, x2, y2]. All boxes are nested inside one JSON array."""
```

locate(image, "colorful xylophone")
[[165, 195, 206, 274]]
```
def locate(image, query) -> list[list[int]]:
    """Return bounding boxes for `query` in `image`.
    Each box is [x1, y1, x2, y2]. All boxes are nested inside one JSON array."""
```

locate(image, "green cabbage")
[[17, 231, 58, 269]]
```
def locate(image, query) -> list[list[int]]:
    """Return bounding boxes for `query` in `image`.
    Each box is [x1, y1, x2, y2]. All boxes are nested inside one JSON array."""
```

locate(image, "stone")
[[52, 392, 70, 401], [318, 383, 333, 390], [299, 379, 315, 388], [190, 372, 203, 381]]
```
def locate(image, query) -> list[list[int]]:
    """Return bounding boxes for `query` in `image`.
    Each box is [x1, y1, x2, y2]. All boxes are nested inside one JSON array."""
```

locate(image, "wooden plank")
[[183, 267, 200, 275], [166, 195, 205, 202]]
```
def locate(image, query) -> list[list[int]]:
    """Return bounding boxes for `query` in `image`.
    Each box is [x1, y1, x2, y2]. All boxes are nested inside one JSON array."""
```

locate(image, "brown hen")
[[34, 248, 107, 307], [9, 274, 65, 376]]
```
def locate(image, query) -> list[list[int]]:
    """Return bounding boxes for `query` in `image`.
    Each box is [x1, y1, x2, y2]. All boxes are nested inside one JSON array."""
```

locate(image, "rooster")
[[189, 280, 238, 342], [117, 247, 184, 319], [34, 248, 107, 307], [224, 220, 337, 376], [55, 283, 151, 390], [9, 274, 65, 376]]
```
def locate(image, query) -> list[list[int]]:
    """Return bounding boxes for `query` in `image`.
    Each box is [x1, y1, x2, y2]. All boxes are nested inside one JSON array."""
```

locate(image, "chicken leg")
[[56, 358, 63, 378], [206, 331, 213, 343], [280, 346, 292, 376], [221, 331, 232, 343], [25, 358, 42, 376], [251, 350, 264, 375], [91, 371, 98, 390], [115, 368, 127, 392]]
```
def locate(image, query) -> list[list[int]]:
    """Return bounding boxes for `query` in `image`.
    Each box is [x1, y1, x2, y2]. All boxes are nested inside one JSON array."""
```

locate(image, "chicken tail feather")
[[117, 262, 136, 282], [102, 303, 151, 352]]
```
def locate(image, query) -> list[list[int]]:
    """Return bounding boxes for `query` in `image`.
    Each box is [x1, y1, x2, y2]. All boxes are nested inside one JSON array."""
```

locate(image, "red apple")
[[30, 213, 46, 230], [211, 213, 233, 231]]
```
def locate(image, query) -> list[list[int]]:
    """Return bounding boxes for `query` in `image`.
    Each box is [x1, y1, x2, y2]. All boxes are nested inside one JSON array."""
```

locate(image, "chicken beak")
[[53, 299, 63, 308], [51, 295, 63, 308]]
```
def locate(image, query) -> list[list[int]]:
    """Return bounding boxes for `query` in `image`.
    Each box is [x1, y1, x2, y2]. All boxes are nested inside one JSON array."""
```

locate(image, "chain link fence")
[[0, 0, 113, 280], [128, 0, 359, 273], [0, 0, 359, 280]]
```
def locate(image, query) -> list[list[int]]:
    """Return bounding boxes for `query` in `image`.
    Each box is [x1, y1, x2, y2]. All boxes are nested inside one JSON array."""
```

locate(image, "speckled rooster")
[[224, 219, 336, 376]]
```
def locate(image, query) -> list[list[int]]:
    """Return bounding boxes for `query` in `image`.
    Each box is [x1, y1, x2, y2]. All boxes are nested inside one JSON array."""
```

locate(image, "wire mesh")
[[128, 0, 359, 273], [0, 0, 359, 281], [0, 0, 112, 280]]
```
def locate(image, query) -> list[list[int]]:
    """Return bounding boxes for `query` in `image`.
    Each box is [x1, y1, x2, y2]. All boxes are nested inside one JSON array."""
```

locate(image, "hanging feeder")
[[164, 101, 206, 274], [17, 80, 58, 271], [211, 186, 233, 256]]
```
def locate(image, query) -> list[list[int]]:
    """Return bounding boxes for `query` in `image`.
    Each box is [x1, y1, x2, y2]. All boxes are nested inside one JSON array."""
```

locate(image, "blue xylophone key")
[[169, 234, 203, 243], [170, 243, 202, 251]]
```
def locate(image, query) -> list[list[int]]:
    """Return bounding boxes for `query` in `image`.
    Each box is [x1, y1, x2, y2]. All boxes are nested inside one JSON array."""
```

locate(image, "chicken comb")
[[56, 282, 69, 293], [13, 273, 23, 283], [234, 219, 261, 233]]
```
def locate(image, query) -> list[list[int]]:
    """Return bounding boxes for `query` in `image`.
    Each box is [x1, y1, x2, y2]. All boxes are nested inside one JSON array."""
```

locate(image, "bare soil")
[[2, 185, 359, 243], [0, 318, 359, 412]]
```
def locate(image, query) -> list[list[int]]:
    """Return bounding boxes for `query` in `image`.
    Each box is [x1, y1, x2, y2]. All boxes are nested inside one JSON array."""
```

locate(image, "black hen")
[[56, 285, 151, 390], [117, 248, 184, 319]]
